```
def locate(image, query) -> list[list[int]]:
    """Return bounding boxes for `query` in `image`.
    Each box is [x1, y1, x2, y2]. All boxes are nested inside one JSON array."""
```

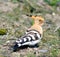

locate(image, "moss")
[[0, 29, 7, 35]]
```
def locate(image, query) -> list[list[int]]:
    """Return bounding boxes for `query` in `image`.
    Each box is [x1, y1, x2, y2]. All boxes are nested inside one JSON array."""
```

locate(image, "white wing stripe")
[[24, 38, 27, 42], [28, 34, 35, 40]]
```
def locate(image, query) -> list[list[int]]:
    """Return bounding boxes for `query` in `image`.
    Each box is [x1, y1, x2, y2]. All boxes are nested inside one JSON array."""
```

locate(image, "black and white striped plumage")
[[13, 29, 42, 51]]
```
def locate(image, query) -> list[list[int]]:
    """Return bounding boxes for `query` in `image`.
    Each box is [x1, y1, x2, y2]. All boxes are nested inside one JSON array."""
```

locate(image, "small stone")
[[6, 41, 10, 44], [39, 49, 48, 53], [52, 12, 55, 16]]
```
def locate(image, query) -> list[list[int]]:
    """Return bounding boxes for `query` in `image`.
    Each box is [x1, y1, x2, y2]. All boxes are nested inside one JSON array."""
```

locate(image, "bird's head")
[[31, 16, 44, 26]]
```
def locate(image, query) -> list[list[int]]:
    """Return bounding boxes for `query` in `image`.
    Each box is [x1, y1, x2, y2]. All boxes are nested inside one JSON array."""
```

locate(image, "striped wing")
[[15, 30, 41, 47]]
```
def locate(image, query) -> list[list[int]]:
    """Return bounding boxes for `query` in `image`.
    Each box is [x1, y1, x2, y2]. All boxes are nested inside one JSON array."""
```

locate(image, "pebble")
[[38, 49, 48, 53], [6, 41, 10, 44], [52, 12, 55, 16]]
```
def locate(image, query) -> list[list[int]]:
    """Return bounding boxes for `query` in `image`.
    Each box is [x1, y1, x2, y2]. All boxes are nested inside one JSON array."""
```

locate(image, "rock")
[[38, 49, 48, 53], [6, 40, 10, 44], [52, 12, 55, 16], [56, 2, 60, 6]]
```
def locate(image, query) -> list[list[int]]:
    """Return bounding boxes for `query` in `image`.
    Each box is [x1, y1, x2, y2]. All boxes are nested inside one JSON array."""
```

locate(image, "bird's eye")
[[39, 20, 41, 22]]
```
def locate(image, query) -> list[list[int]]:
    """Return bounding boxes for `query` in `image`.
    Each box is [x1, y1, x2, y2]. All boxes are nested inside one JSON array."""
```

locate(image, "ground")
[[0, 0, 60, 57]]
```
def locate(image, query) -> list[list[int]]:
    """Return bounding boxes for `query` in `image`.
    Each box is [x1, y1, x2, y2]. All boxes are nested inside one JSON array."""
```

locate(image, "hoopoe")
[[13, 15, 44, 51]]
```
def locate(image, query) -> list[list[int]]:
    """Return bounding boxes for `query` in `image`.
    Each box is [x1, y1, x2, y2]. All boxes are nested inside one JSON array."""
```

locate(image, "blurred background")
[[0, 0, 60, 57]]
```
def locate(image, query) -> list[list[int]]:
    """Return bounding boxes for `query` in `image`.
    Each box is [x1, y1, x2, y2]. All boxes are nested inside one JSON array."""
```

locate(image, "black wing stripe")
[[15, 29, 41, 47], [28, 34, 35, 40]]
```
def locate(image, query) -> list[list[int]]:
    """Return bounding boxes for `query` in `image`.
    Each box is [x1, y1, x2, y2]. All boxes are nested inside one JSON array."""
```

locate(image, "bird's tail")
[[13, 43, 19, 52], [13, 35, 30, 51]]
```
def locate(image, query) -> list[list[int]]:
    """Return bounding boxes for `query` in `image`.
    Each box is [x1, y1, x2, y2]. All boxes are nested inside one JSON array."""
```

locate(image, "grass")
[[44, 0, 60, 6], [11, 0, 18, 3], [27, 53, 36, 57], [50, 48, 58, 57]]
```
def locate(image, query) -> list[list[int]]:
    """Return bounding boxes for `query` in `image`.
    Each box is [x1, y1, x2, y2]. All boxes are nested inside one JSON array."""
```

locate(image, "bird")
[[13, 15, 44, 52]]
